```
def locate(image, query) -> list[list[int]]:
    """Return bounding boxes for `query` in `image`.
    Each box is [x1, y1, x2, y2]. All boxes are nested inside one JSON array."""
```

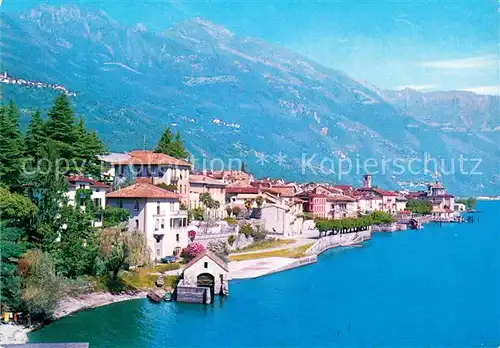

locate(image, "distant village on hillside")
[[0, 71, 76, 96]]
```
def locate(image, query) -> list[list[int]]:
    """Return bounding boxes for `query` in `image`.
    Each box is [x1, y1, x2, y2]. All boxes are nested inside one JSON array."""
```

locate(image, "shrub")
[[20, 249, 60, 323], [239, 223, 266, 241], [156, 183, 178, 192], [240, 223, 254, 238], [227, 235, 236, 246], [224, 216, 237, 225], [302, 212, 315, 220], [251, 228, 267, 242], [188, 207, 204, 221]]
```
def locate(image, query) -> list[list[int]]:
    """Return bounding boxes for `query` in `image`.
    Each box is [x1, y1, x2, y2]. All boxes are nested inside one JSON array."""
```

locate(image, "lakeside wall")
[[306, 230, 372, 256]]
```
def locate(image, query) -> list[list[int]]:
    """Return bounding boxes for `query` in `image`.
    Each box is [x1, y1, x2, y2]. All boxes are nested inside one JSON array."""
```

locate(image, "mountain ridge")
[[2, 4, 499, 194]]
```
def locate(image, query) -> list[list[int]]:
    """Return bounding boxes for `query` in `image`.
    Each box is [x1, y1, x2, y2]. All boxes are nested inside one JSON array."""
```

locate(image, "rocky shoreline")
[[0, 291, 147, 345]]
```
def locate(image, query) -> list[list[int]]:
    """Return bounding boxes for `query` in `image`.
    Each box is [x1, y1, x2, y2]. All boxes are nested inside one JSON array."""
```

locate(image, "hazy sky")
[[5, 0, 499, 94]]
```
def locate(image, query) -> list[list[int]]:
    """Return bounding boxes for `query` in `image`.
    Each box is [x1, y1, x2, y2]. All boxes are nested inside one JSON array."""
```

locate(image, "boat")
[[164, 292, 172, 302]]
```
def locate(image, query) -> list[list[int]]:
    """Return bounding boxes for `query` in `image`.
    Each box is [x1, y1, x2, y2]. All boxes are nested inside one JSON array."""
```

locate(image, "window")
[[135, 219, 139, 229], [94, 198, 102, 207], [79, 184, 85, 189], [157, 202, 160, 215], [161, 219, 165, 229], [95, 188, 100, 193], [176, 234, 180, 242], [79, 198, 85, 207], [134, 200, 139, 211], [156, 248, 160, 257], [204, 262, 208, 269], [119, 199, 123, 209], [155, 219, 159, 230], [94, 213, 102, 222]]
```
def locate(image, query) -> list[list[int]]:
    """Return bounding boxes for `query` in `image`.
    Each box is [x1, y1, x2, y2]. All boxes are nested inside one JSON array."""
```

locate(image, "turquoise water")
[[30, 201, 500, 347]]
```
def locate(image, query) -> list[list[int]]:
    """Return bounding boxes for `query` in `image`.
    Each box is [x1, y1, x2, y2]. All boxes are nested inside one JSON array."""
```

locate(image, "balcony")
[[152, 210, 188, 218]]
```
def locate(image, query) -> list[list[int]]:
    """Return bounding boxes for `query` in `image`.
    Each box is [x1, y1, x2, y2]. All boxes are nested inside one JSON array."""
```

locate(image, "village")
[[55, 149, 464, 304]]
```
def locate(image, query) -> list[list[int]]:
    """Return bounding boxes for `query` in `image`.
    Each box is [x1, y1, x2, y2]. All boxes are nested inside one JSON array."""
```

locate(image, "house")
[[106, 183, 189, 260], [177, 250, 229, 304], [355, 175, 398, 213], [260, 196, 306, 236], [355, 194, 383, 213], [395, 195, 408, 212], [101, 150, 191, 204], [207, 170, 253, 186], [454, 203, 466, 212], [189, 174, 227, 219], [295, 190, 327, 218], [325, 194, 358, 219], [420, 181, 455, 219], [65, 175, 111, 227]]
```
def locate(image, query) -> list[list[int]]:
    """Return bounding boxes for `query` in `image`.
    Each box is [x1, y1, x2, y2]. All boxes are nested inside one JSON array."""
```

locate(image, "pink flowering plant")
[[188, 229, 197, 241], [181, 242, 205, 262]]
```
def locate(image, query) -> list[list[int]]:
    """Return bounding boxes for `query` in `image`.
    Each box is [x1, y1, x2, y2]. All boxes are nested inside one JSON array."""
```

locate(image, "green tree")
[[188, 207, 205, 221], [30, 141, 68, 249], [0, 223, 26, 312], [24, 110, 46, 163], [457, 197, 476, 210], [101, 207, 130, 228], [154, 127, 188, 159], [406, 199, 433, 215], [53, 204, 97, 278], [44, 93, 77, 162], [255, 195, 264, 208], [19, 249, 60, 323], [73, 117, 106, 177], [0, 189, 37, 312], [98, 225, 151, 281], [0, 101, 24, 187]]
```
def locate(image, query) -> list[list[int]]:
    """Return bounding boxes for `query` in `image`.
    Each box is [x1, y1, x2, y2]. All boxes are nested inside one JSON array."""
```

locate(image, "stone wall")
[[176, 283, 209, 304], [305, 229, 371, 256], [372, 223, 397, 232]]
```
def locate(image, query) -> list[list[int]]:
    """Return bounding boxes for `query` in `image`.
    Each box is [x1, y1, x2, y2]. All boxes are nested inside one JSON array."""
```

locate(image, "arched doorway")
[[197, 273, 215, 302]]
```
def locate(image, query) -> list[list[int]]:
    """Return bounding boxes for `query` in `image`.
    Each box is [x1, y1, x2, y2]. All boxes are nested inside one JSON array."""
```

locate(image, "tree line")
[[315, 211, 396, 233], [0, 94, 188, 323]]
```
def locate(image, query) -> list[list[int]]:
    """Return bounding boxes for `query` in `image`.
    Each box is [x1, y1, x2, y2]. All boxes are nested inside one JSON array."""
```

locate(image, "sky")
[[5, 0, 500, 95]]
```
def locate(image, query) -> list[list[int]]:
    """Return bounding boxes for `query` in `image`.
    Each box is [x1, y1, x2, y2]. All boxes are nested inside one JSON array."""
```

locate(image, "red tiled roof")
[[226, 186, 260, 194], [332, 185, 353, 191], [106, 183, 180, 199], [67, 176, 110, 189], [67, 175, 93, 183], [183, 250, 228, 272], [326, 194, 356, 202], [114, 150, 190, 167], [357, 187, 398, 197], [189, 174, 226, 186]]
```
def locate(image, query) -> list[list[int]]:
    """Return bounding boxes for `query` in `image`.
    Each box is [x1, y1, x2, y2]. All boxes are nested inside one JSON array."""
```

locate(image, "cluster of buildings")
[[0, 71, 76, 96], [63, 150, 457, 261]]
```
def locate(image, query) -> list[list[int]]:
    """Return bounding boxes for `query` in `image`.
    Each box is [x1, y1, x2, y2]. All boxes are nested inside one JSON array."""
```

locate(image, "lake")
[[29, 201, 500, 347]]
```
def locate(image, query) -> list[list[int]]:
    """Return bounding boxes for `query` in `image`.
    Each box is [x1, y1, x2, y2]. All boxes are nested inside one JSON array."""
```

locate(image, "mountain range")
[[1, 5, 499, 194]]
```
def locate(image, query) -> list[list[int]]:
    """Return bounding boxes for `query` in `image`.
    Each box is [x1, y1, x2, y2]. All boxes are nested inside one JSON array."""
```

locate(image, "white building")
[[65, 175, 111, 227], [100, 150, 191, 205], [325, 194, 358, 219], [106, 183, 189, 260], [180, 250, 229, 301]]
